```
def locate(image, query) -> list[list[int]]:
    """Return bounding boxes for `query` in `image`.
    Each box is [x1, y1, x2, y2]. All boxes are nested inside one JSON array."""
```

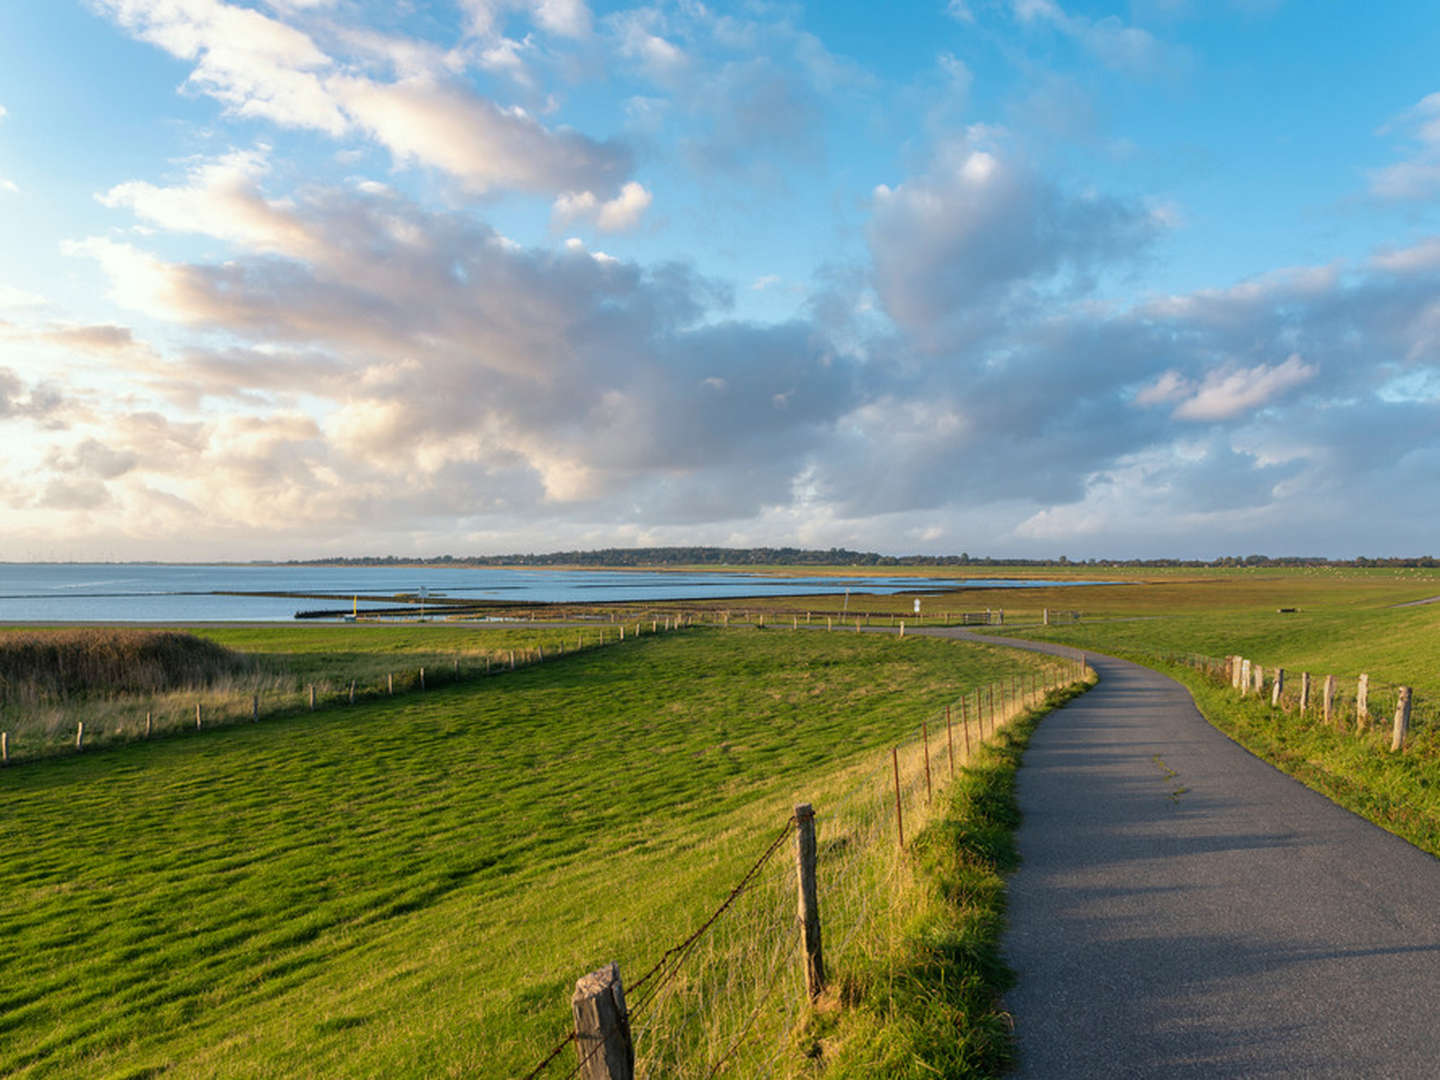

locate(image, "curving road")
[[924, 630, 1440, 1079]]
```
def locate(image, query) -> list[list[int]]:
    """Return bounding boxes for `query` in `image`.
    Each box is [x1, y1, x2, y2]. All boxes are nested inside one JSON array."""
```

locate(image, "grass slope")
[[1, 626, 1054, 1078]]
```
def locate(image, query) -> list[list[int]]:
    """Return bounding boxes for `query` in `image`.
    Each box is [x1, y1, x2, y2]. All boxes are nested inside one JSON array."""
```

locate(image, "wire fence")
[[519, 654, 1091, 1079], [0, 621, 677, 766]]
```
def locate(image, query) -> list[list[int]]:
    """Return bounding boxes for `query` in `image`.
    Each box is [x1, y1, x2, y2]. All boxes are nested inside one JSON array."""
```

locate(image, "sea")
[[0, 564, 1113, 623]]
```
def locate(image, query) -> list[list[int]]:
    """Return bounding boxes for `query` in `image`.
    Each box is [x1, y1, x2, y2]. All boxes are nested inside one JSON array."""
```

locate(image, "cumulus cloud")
[[93, 0, 631, 197], [552, 181, 652, 232], [868, 134, 1161, 343]]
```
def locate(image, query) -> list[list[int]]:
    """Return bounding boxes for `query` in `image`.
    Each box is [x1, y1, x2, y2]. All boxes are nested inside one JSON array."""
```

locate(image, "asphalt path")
[[923, 629, 1440, 1079]]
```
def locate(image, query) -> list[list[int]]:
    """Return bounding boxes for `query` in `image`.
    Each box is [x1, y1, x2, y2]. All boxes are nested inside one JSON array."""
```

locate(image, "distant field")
[[996, 570, 1440, 696], [0, 625, 1060, 1078]]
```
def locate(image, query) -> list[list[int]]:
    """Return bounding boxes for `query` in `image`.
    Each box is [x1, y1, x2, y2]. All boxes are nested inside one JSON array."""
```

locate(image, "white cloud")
[[94, 0, 630, 197], [1154, 355, 1317, 421], [0, 179, 19, 195], [1371, 91, 1440, 201], [552, 181, 652, 232], [1007, 0, 1183, 77], [0, 284, 46, 309], [0, 104, 7, 121]]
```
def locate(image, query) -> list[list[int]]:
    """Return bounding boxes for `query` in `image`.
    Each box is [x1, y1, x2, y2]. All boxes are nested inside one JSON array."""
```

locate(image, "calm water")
[[0, 564, 1112, 622]]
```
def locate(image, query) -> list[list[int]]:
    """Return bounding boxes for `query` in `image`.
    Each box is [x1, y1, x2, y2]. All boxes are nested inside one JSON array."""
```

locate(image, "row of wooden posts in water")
[[1221, 654, 1415, 752]]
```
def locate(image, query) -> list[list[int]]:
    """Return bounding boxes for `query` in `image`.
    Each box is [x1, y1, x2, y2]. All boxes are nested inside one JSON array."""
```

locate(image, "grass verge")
[[810, 676, 1095, 1078]]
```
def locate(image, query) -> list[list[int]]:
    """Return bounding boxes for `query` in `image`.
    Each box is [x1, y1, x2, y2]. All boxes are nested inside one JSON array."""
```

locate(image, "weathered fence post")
[[1392, 687, 1413, 752], [510, 651, 516, 670], [827, 616, 832, 631], [922, 721, 932, 804], [1323, 675, 1336, 727], [571, 963, 634, 1080], [1241, 659, 1251, 696], [1356, 674, 1370, 731], [76, 721, 84, 751], [196, 702, 203, 729], [1254, 665, 1264, 696], [892, 747, 904, 849], [309, 685, 316, 711], [388, 673, 394, 695], [419, 667, 426, 690], [1300, 672, 1311, 713], [1, 731, 7, 765], [946, 704, 955, 778], [1043, 607, 1050, 626], [898, 620, 905, 638], [349, 680, 356, 705], [1272, 668, 1285, 708], [794, 804, 825, 1000]]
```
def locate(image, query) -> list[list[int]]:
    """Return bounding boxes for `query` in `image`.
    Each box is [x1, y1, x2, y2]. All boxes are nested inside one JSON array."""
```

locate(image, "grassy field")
[[0, 623, 621, 758], [0, 624, 1070, 1078]]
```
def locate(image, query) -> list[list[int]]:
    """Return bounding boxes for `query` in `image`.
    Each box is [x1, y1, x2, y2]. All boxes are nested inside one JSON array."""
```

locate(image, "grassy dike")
[[0, 626, 1065, 1079], [811, 677, 1095, 1079]]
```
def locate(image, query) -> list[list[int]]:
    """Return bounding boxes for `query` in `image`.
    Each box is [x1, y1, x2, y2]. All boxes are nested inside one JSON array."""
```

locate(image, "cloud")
[[552, 181, 652, 232], [1371, 92, 1440, 201], [0, 179, 18, 195], [460, 0, 592, 39], [0, 367, 65, 421], [1136, 355, 1317, 421], [1008, 0, 1187, 77], [868, 133, 1161, 343], [93, 0, 631, 197], [38, 325, 137, 351]]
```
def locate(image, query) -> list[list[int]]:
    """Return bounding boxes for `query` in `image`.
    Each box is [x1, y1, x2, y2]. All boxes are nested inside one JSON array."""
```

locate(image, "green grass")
[[0, 625, 1063, 1078], [812, 677, 1094, 1078], [0, 622, 617, 758]]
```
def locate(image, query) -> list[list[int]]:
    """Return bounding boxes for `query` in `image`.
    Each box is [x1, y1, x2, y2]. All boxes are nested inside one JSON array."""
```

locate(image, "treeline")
[[285, 548, 1440, 569]]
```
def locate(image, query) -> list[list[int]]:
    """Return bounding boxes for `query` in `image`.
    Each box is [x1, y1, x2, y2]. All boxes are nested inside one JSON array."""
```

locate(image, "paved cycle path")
[[924, 630, 1440, 1078]]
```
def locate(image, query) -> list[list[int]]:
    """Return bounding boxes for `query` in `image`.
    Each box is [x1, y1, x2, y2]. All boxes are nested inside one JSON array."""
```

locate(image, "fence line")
[[520, 651, 1091, 1079], [0, 621, 688, 766]]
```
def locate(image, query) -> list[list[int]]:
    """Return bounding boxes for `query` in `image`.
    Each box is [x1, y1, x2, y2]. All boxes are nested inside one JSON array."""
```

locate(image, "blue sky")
[[1, 0, 1439, 560]]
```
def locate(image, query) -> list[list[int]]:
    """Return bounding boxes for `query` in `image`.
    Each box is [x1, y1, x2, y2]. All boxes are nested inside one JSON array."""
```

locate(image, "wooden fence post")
[[76, 722, 84, 751], [1300, 673, 1311, 714], [922, 721, 931, 804], [794, 804, 825, 1000], [196, 703, 203, 729], [1391, 687, 1413, 752], [1272, 668, 1284, 708], [1323, 675, 1336, 727], [1254, 665, 1264, 696], [388, 673, 394, 695], [946, 705, 955, 779], [309, 685, 316, 711], [899, 620, 905, 638], [1, 731, 7, 765], [571, 963, 634, 1080], [349, 680, 356, 705], [1356, 674, 1369, 731], [892, 747, 904, 849], [1043, 607, 1050, 626], [146, 711, 153, 737], [510, 651, 516, 670], [419, 667, 426, 690]]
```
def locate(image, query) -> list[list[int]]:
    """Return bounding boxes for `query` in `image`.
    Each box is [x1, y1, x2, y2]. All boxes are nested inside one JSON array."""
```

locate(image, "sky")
[[1, 1, 1439, 562]]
